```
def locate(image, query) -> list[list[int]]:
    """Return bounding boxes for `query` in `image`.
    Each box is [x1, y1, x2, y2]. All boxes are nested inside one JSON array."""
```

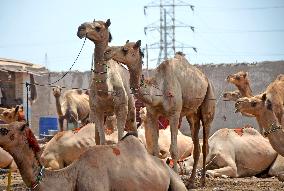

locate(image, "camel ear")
[[14, 106, 20, 115], [134, 40, 141, 49], [243, 72, 248, 78], [93, 19, 96, 23], [261, 93, 267, 101], [126, 40, 129, 43], [105, 19, 111, 28]]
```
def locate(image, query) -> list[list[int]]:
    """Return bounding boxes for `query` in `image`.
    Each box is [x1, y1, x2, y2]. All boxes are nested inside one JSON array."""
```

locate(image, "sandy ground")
[[0, 172, 283, 191]]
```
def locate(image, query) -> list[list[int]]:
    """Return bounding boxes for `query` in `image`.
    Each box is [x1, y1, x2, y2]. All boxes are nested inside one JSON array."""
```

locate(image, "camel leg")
[[58, 117, 64, 132], [94, 111, 106, 145], [6, 165, 12, 191], [125, 103, 138, 134], [115, 105, 128, 141], [169, 114, 180, 172], [145, 112, 159, 156], [207, 163, 238, 178], [187, 114, 201, 189]]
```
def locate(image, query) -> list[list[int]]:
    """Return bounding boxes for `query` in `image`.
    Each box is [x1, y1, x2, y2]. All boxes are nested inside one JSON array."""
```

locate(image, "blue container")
[[39, 116, 58, 138]]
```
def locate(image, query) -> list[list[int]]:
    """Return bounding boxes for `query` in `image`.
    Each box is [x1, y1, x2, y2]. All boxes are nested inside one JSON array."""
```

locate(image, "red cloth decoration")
[[158, 116, 169, 129], [25, 128, 41, 153]]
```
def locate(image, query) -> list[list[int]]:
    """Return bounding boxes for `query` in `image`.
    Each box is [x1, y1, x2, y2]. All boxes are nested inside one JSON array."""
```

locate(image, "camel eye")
[[122, 47, 128, 54], [236, 76, 240, 80], [95, 26, 101, 32], [251, 101, 257, 107]]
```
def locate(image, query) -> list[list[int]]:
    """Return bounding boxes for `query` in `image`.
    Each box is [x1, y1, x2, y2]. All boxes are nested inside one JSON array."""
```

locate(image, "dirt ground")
[[0, 172, 283, 191]]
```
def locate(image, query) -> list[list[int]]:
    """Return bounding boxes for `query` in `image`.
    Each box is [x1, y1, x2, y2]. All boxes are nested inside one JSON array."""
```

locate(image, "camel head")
[[77, 19, 112, 43], [52, 86, 62, 97], [226, 71, 249, 86], [104, 40, 143, 72], [0, 122, 39, 153], [0, 105, 25, 123], [235, 94, 269, 116], [223, 90, 241, 101]]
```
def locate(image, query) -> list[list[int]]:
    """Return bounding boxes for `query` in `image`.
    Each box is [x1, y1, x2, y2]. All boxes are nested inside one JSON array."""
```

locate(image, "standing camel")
[[52, 86, 90, 131], [226, 71, 253, 97], [0, 122, 187, 191], [77, 19, 137, 144], [104, 40, 215, 188]]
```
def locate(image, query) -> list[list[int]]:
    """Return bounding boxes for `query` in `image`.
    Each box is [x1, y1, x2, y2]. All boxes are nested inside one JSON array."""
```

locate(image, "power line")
[[197, 5, 284, 11], [197, 29, 284, 34]]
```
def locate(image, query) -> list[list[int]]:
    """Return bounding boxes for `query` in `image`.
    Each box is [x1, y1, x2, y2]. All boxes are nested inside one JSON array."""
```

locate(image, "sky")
[[0, 0, 284, 71]]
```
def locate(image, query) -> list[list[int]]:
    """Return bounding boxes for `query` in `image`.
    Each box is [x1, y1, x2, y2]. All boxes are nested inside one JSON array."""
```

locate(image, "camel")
[[0, 105, 25, 124], [0, 122, 187, 191], [77, 19, 137, 144], [223, 90, 241, 101], [226, 71, 253, 97], [41, 121, 118, 170], [104, 40, 215, 188], [138, 107, 194, 160], [177, 126, 284, 178], [235, 94, 284, 156], [52, 86, 90, 131]]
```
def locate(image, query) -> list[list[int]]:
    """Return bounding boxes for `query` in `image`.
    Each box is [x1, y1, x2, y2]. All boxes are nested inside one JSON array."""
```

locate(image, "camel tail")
[[167, 166, 187, 191]]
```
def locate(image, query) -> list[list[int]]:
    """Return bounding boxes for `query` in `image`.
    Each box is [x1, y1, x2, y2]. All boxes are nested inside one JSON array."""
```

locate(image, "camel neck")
[[236, 82, 253, 97], [128, 59, 153, 104], [55, 96, 63, 116], [8, 144, 42, 188], [93, 41, 109, 97], [258, 110, 284, 155]]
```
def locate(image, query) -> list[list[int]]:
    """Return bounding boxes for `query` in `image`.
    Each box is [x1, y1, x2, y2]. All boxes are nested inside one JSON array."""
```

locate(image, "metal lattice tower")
[[144, 0, 196, 66]]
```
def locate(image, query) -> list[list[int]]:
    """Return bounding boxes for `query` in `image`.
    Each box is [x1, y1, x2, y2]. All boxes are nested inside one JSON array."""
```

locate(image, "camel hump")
[[120, 131, 138, 141]]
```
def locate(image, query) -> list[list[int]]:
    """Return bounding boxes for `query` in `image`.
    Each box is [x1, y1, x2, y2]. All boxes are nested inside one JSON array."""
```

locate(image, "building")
[[0, 58, 47, 126]]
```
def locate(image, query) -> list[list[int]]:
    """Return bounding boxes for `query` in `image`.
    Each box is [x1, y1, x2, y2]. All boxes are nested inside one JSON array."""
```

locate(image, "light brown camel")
[[0, 105, 25, 124], [235, 94, 284, 156], [138, 107, 194, 160], [226, 71, 253, 97], [52, 86, 90, 131], [0, 122, 187, 191], [104, 40, 215, 188], [223, 90, 241, 101], [77, 19, 137, 144], [41, 121, 118, 170], [178, 126, 284, 179]]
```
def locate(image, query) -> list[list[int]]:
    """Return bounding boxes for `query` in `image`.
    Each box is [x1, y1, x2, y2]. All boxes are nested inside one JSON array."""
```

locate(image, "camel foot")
[[187, 182, 197, 190], [200, 179, 206, 188]]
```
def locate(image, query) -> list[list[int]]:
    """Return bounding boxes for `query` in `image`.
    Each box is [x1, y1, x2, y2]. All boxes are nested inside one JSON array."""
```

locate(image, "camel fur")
[[0, 122, 187, 191], [226, 71, 253, 97], [235, 94, 284, 156], [52, 86, 90, 131], [178, 126, 284, 178], [139, 107, 193, 160], [41, 117, 119, 170], [0, 105, 25, 124], [104, 40, 215, 188], [223, 90, 241, 101], [77, 19, 137, 144]]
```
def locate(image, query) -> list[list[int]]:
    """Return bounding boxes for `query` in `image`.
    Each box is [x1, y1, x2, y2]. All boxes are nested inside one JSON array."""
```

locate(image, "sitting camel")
[[0, 105, 25, 124], [0, 122, 187, 191], [104, 40, 215, 188], [52, 86, 90, 131], [235, 94, 284, 156], [178, 126, 284, 179], [41, 116, 118, 170], [138, 107, 193, 160], [77, 19, 137, 144], [223, 90, 241, 101]]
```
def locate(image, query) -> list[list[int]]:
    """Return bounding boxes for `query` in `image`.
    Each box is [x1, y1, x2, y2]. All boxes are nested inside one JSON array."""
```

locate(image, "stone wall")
[[31, 61, 284, 136]]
